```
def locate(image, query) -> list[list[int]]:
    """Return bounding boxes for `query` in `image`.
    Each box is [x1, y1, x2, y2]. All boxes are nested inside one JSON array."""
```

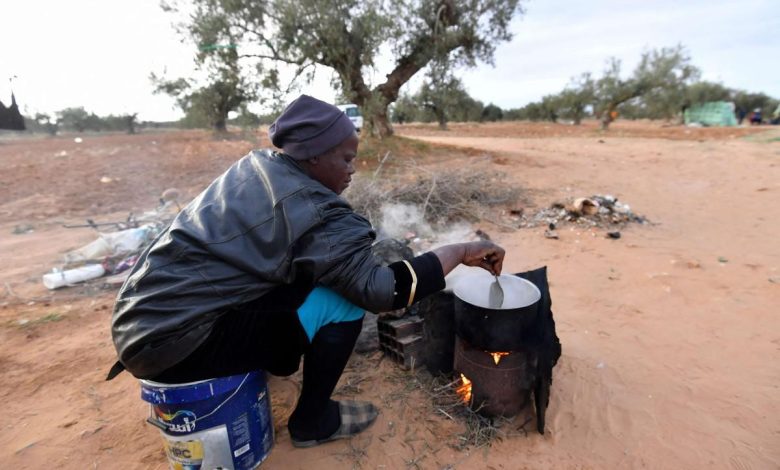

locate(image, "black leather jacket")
[[111, 150, 396, 378]]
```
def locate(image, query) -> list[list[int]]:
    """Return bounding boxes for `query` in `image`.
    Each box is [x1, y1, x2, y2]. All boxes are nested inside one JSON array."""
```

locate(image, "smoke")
[[377, 202, 478, 254], [378, 203, 433, 239]]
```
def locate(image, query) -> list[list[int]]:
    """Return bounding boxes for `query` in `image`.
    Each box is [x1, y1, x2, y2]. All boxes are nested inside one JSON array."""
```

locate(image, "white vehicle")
[[336, 103, 363, 132]]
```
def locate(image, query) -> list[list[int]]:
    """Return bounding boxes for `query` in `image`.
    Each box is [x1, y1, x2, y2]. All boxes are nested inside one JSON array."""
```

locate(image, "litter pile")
[[42, 193, 180, 290], [514, 194, 647, 237]]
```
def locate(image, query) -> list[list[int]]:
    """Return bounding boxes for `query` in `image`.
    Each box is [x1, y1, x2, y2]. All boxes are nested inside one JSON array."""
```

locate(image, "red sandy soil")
[[1, 121, 778, 469]]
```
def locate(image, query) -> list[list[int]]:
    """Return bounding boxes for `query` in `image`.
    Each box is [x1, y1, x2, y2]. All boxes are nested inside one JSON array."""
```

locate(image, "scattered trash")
[[570, 197, 600, 216], [43, 193, 179, 290], [55, 150, 68, 157], [99, 176, 113, 184], [718, 257, 728, 263], [769, 277, 779, 284], [63, 225, 156, 266], [112, 254, 139, 274], [544, 229, 559, 239], [43, 264, 106, 290], [160, 187, 181, 210], [519, 193, 645, 238], [596, 361, 605, 369], [74, 137, 83, 143], [606, 231, 621, 239]]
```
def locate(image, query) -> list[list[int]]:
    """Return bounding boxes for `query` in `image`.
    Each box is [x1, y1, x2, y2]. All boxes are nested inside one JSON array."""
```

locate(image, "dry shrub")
[[345, 155, 522, 227]]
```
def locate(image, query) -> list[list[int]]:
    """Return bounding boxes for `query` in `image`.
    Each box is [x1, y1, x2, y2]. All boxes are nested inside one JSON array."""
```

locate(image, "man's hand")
[[432, 241, 506, 277], [461, 241, 505, 275]]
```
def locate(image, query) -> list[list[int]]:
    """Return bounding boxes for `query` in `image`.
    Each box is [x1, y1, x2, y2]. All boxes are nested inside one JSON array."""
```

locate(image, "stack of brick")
[[377, 315, 425, 370]]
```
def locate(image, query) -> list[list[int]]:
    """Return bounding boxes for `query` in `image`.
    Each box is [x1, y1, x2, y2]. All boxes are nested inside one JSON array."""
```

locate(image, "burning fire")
[[490, 351, 510, 365], [456, 373, 472, 404]]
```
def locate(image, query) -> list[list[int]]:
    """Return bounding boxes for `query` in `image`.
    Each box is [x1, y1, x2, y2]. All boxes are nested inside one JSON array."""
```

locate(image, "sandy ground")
[[0, 121, 778, 469]]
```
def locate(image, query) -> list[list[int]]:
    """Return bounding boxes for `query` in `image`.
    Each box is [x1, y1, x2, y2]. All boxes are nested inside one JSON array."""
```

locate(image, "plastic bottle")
[[42, 264, 106, 290]]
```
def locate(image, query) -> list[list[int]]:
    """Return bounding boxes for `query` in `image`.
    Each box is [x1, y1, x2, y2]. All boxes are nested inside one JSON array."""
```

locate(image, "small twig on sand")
[[433, 378, 461, 392], [437, 408, 455, 420]]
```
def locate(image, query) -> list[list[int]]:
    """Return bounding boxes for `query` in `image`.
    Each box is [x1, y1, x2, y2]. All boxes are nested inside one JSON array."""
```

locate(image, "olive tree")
[[594, 46, 698, 129], [732, 91, 776, 116], [152, 47, 255, 132], [162, 0, 523, 138], [557, 73, 595, 124], [418, 75, 484, 128], [391, 93, 421, 124], [56, 107, 91, 132]]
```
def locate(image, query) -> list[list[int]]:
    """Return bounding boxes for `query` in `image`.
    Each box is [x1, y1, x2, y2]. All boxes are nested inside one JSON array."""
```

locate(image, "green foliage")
[[56, 107, 91, 132], [506, 95, 559, 122], [24, 109, 138, 134], [511, 45, 700, 128], [419, 75, 484, 128], [32, 113, 59, 135], [556, 73, 595, 124], [163, 0, 523, 137], [594, 46, 699, 128], [390, 80, 484, 126], [390, 93, 420, 124], [481, 103, 503, 122], [732, 91, 776, 114], [151, 43, 256, 132], [229, 106, 262, 129], [686, 81, 732, 105]]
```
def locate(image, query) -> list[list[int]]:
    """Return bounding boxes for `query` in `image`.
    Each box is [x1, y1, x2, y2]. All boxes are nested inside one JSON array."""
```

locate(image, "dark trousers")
[[151, 286, 363, 440]]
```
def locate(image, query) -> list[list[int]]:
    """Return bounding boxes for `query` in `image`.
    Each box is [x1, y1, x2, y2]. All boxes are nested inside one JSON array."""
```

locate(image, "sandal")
[[291, 400, 378, 448]]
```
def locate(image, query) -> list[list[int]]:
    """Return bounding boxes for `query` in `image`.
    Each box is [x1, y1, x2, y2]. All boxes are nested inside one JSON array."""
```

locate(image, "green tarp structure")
[[684, 101, 737, 127]]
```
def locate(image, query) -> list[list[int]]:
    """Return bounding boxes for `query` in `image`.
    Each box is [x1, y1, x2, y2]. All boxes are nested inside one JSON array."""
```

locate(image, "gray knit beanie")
[[268, 95, 356, 160]]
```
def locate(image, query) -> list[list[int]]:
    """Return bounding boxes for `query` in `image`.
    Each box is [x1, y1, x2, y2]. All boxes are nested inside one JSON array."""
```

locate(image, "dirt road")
[[402, 124, 780, 469], [1, 123, 778, 469]]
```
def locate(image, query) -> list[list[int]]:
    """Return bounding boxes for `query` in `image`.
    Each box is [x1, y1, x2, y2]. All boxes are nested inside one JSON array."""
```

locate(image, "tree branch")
[[238, 53, 304, 66]]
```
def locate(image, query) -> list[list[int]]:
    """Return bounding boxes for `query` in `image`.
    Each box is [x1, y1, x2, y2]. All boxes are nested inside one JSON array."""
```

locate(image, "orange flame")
[[490, 351, 510, 365], [456, 373, 472, 404]]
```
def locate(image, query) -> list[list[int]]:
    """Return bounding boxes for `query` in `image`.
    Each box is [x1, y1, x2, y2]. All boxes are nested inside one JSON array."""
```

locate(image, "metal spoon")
[[488, 274, 504, 309]]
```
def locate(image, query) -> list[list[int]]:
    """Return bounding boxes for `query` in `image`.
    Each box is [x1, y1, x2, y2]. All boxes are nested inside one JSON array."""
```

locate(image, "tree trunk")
[[573, 106, 583, 125], [600, 105, 616, 130], [367, 110, 394, 138], [678, 105, 688, 125], [437, 111, 448, 130], [213, 116, 228, 133]]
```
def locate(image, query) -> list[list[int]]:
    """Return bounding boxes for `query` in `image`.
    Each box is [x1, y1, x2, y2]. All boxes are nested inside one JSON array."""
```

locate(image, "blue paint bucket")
[[141, 371, 273, 470]]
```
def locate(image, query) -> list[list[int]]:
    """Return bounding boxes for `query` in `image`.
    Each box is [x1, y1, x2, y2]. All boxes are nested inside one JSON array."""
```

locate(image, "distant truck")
[[336, 104, 363, 132]]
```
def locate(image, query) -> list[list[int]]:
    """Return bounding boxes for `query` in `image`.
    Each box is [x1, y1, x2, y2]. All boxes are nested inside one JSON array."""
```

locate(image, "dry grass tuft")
[[384, 368, 525, 451], [420, 374, 511, 450], [345, 152, 522, 228]]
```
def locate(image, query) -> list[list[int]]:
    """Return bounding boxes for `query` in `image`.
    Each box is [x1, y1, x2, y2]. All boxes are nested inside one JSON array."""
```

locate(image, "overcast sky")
[[1, 0, 777, 121]]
